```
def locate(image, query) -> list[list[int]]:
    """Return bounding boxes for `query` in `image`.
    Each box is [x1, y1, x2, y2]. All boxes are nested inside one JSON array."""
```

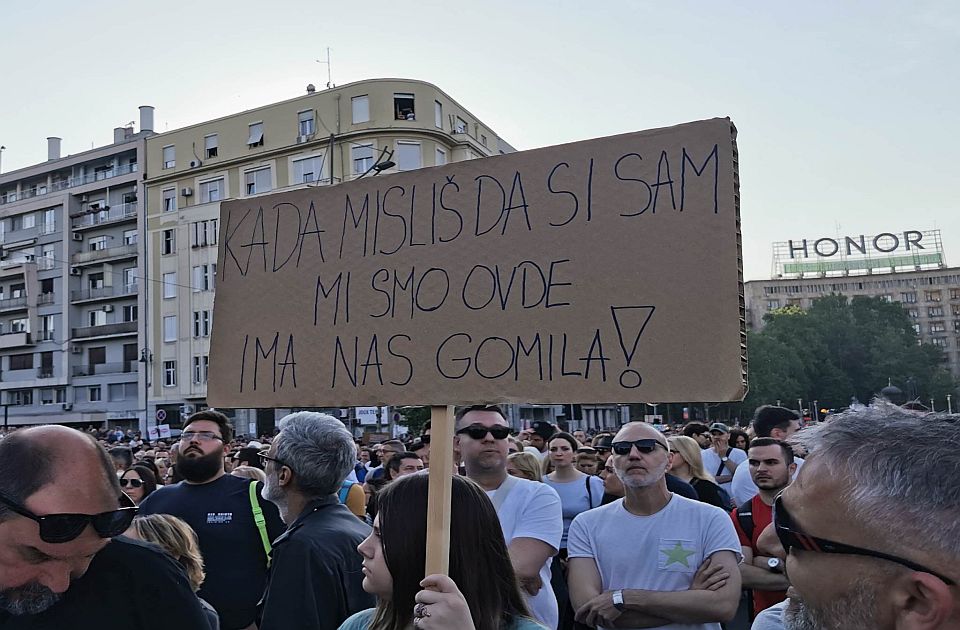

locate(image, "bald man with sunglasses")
[[0, 425, 208, 629]]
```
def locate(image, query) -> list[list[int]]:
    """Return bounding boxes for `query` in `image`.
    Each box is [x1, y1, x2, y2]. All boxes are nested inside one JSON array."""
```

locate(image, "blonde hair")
[[131, 514, 206, 591], [668, 436, 716, 482], [507, 452, 543, 483], [231, 466, 267, 483]]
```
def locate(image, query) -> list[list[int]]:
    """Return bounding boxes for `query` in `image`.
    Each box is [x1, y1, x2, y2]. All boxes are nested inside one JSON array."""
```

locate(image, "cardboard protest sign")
[[208, 118, 745, 407]]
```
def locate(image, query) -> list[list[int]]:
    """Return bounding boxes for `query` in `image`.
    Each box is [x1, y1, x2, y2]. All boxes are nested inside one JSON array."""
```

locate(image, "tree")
[[742, 294, 956, 413], [395, 406, 431, 436]]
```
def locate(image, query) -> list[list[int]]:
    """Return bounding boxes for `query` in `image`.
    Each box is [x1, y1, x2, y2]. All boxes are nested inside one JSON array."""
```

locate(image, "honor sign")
[[773, 229, 945, 277]]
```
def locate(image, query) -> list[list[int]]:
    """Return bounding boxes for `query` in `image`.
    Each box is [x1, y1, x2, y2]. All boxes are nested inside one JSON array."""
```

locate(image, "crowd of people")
[[0, 400, 957, 630]]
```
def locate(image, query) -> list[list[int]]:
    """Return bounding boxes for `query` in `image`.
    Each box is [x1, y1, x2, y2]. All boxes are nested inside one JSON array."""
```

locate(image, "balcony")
[[71, 321, 137, 339], [72, 362, 137, 377], [0, 226, 40, 244], [71, 243, 137, 266], [37, 292, 55, 305], [36, 330, 55, 341], [0, 164, 139, 207], [0, 332, 33, 349], [0, 296, 27, 312], [71, 283, 138, 303], [36, 367, 54, 379], [71, 202, 138, 230]]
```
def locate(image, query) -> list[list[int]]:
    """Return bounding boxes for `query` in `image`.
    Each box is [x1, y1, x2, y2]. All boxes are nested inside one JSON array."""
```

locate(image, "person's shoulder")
[[730, 447, 748, 460], [338, 608, 375, 630], [574, 497, 621, 522], [671, 493, 727, 516], [508, 616, 550, 630], [94, 536, 185, 575]]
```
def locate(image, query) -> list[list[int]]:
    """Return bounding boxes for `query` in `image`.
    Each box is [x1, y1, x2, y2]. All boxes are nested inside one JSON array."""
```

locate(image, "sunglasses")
[[611, 439, 668, 455], [773, 495, 955, 585], [119, 478, 144, 489], [0, 491, 138, 544], [455, 425, 511, 440]]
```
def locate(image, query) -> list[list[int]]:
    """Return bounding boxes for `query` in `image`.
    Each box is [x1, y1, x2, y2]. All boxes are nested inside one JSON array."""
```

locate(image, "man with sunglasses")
[[0, 425, 208, 628], [140, 410, 285, 630], [567, 422, 742, 629], [456, 405, 563, 630]]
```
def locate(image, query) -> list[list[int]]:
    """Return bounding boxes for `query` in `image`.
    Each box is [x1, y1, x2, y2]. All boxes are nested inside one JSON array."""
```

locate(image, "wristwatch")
[[767, 558, 784, 574], [612, 589, 625, 611]]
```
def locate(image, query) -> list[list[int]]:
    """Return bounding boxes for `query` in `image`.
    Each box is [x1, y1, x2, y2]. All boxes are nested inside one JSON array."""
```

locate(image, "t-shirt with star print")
[[566, 494, 742, 630]]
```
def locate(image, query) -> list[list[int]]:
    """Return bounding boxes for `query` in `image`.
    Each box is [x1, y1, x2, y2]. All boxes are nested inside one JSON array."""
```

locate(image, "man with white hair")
[[567, 422, 742, 629], [767, 402, 960, 630], [258, 412, 374, 630]]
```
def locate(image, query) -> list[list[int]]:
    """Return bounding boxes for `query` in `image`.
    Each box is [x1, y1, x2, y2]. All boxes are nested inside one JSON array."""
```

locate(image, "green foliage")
[[743, 294, 957, 412], [396, 406, 431, 436]]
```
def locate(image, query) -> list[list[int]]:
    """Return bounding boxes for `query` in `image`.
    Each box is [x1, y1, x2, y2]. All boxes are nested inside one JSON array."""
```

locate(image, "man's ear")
[[222, 443, 232, 456], [892, 571, 954, 630]]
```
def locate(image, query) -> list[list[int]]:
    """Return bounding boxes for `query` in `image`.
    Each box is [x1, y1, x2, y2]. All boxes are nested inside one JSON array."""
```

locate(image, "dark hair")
[[729, 428, 751, 450], [135, 457, 162, 482], [748, 437, 795, 465], [185, 409, 234, 443], [752, 406, 799, 438], [682, 422, 710, 437], [547, 431, 579, 453], [421, 420, 431, 435], [122, 465, 159, 500], [386, 452, 422, 476], [371, 475, 530, 630], [381, 439, 404, 452], [455, 405, 506, 427], [108, 446, 134, 469]]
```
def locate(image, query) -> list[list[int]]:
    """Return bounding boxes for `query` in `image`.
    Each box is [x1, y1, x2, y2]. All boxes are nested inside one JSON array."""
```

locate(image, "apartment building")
[[0, 108, 153, 427], [143, 78, 515, 434]]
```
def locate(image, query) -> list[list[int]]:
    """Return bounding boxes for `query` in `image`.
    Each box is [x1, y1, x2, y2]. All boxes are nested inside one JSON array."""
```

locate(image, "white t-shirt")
[[730, 457, 805, 507], [486, 477, 563, 630], [700, 447, 747, 494], [567, 495, 742, 630]]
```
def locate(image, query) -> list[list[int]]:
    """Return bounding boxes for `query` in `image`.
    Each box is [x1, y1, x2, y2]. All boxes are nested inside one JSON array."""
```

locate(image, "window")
[[293, 156, 324, 184], [21, 213, 36, 230], [204, 134, 218, 159], [247, 122, 264, 147], [434, 101, 443, 129], [298, 110, 315, 136], [193, 310, 211, 337], [481, 134, 488, 147], [397, 142, 421, 171], [394, 93, 415, 120], [11, 318, 28, 333], [88, 273, 104, 290], [954, 305, 960, 317], [767, 299, 781, 309], [40, 315, 54, 340], [912, 323, 921, 334], [123, 305, 138, 322], [191, 220, 218, 247], [88, 310, 106, 327], [162, 229, 176, 255], [455, 116, 468, 134], [352, 144, 373, 175], [162, 145, 175, 169], [123, 229, 137, 245], [9, 353, 33, 370], [193, 355, 209, 384], [163, 316, 177, 342], [932, 338, 948, 348], [40, 388, 62, 405], [929, 307, 944, 318], [951, 289, 960, 300], [122, 267, 135, 288], [435, 148, 447, 166], [162, 272, 177, 299], [10, 283, 25, 298], [42, 208, 56, 233], [908, 308, 920, 318], [88, 386, 102, 402], [926, 290, 942, 302], [163, 361, 177, 387], [930, 322, 946, 333], [199, 178, 224, 204], [88, 236, 108, 252], [8, 389, 32, 406], [244, 167, 271, 195], [193, 265, 213, 292], [162, 188, 177, 212], [901, 292, 917, 304], [352, 96, 370, 124]]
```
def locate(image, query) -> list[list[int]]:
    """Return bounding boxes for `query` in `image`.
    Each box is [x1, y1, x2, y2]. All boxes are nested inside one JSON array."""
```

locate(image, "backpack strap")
[[715, 447, 731, 477], [585, 475, 595, 509], [249, 480, 272, 568], [736, 498, 755, 542]]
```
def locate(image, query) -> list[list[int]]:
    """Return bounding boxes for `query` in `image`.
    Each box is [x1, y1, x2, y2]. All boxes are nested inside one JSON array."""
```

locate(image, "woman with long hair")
[[120, 465, 158, 505], [339, 474, 546, 630], [667, 436, 731, 510], [729, 428, 750, 452]]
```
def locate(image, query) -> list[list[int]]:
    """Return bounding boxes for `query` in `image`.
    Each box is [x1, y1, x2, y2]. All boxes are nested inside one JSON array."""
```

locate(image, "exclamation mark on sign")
[[610, 306, 656, 389]]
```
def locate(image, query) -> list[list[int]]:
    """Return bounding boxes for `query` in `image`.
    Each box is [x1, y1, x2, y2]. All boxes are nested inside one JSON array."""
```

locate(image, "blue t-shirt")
[[338, 609, 547, 630], [544, 474, 604, 549]]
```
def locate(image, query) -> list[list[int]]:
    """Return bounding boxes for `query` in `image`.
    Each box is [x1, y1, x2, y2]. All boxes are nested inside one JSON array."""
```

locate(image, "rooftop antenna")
[[316, 48, 334, 89]]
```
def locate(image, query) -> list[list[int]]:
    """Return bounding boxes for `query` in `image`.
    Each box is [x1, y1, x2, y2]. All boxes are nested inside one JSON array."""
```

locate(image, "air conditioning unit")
[[189, 159, 202, 168], [62, 403, 73, 411], [103, 304, 114, 313], [24, 254, 35, 262], [72, 232, 83, 241], [296, 135, 310, 144], [70, 345, 82, 354], [70, 266, 82, 276], [181, 187, 194, 197]]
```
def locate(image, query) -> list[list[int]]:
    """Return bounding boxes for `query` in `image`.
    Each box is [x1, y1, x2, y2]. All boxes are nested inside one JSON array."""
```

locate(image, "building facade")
[[0, 109, 153, 427], [142, 78, 516, 434]]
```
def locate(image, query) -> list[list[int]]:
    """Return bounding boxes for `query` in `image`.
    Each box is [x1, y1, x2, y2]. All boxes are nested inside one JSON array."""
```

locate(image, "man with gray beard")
[[258, 412, 373, 630], [758, 402, 960, 630]]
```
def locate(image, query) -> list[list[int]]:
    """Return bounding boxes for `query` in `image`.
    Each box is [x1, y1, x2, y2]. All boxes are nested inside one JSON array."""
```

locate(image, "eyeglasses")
[[119, 478, 144, 489], [455, 425, 511, 440], [180, 431, 224, 443], [0, 491, 138, 544], [611, 439, 668, 455], [773, 495, 955, 585], [258, 453, 287, 469]]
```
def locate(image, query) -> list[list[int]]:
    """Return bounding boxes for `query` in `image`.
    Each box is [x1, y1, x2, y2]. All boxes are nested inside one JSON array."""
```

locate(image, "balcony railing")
[[36, 330, 55, 341], [37, 367, 54, 378], [37, 292, 55, 305], [71, 202, 138, 229], [71, 283, 138, 302], [71, 243, 137, 265], [0, 163, 138, 206], [0, 331, 33, 348], [71, 321, 137, 338], [0, 296, 27, 311], [72, 361, 137, 377]]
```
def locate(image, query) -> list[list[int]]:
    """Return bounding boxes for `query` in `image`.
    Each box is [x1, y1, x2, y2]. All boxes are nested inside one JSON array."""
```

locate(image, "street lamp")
[[948, 394, 953, 414], [930, 398, 936, 412], [0, 146, 5, 174]]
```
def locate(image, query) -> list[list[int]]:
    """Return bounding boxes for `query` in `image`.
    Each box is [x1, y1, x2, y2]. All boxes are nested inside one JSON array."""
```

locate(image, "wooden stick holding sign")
[[424, 405, 455, 576]]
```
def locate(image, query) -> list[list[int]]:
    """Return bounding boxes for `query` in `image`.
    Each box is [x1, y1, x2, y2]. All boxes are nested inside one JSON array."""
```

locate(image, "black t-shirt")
[[139, 474, 285, 630], [0, 537, 209, 629], [690, 477, 730, 510]]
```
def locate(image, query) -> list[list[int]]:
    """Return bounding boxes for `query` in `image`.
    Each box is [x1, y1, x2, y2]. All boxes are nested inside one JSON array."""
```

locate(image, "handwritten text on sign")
[[208, 118, 745, 407]]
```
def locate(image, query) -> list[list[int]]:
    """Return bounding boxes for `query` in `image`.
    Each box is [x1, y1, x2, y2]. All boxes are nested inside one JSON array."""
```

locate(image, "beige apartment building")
[[143, 78, 515, 434]]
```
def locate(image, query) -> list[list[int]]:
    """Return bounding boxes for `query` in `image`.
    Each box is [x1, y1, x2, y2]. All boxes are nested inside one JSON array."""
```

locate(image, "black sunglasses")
[[456, 425, 511, 440], [119, 478, 143, 488], [611, 439, 668, 455], [773, 495, 955, 585], [0, 491, 138, 544]]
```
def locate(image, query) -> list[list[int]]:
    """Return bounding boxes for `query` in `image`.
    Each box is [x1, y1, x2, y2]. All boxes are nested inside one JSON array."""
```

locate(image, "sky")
[[1, 0, 957, 280]]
